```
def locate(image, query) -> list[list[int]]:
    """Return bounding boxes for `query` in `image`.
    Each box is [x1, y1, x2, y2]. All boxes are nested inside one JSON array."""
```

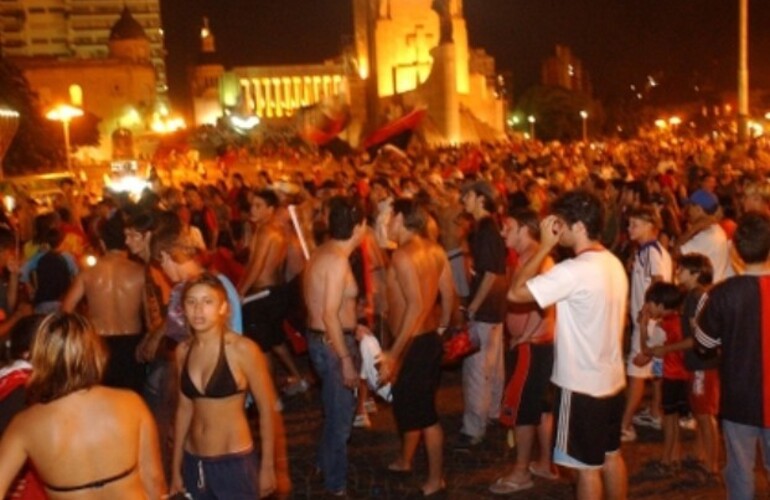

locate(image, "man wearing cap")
[[456, 180, 508, 448], [676, 188, 731, 283]]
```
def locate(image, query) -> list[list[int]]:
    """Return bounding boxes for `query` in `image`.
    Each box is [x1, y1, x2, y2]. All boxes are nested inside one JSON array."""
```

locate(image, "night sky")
[[159, 0, 770, 113]]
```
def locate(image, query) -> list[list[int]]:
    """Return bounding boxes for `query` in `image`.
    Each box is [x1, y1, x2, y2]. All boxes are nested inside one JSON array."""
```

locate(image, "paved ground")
[[272, 366, 768, 499]]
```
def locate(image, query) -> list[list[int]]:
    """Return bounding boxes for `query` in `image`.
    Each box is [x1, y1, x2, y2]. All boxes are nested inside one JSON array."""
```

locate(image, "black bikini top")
[[181, 336, 246, 399], [44, 465, 136, 492]]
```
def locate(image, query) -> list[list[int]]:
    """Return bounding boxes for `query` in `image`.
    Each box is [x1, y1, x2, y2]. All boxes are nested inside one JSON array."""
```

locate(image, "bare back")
[[82, 253, 145, 335], [247, 222, 288, 290], [390, 237, 454, 337], [4, 387, 163, 499]]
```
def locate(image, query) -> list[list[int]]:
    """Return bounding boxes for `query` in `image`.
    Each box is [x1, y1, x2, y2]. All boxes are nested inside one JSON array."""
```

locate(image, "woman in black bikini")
[[170, 273, 277, 499], [0, 312, 166, 499]]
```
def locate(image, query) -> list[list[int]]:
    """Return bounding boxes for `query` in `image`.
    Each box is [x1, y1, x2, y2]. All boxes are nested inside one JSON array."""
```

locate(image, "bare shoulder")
[[228, 332, 263, 358]]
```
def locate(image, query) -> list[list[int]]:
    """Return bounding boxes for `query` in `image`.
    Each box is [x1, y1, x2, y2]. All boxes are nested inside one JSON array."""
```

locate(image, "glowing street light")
[[528, 115, 536, 140], [580, 110, 588, 142], [46, 104, 83, 173]]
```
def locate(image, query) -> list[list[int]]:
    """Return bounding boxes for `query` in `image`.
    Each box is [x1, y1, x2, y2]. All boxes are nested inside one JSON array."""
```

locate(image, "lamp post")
[[46, 104, 83, 173], [737, 0, 749, 143], [528, 115, 536, 140], [580, 110, 588, 142]]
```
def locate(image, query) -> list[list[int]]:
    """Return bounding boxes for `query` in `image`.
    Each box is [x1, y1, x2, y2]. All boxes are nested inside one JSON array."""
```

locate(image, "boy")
[[621, 206, 672, 442], [651, 254, 719, 482], [634, 282, 687, 477]]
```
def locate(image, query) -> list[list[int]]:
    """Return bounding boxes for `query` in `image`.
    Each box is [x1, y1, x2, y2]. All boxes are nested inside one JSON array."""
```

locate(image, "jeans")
[[461, 321, 504, 439], [307, 333, 358, 493], [722, 419, 770, 500]]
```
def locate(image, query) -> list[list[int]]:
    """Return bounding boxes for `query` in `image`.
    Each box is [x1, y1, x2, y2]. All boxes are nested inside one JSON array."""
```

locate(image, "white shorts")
[[625, 322, 663, 379]]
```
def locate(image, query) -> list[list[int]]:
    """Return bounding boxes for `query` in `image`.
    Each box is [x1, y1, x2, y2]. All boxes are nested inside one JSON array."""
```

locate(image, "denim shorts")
[[182, 447, 259, 500]]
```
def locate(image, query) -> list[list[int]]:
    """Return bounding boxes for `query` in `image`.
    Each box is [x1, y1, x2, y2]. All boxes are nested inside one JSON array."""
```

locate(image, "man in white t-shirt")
[[677, 189, 731, 282], [508, 190, 628, 500]]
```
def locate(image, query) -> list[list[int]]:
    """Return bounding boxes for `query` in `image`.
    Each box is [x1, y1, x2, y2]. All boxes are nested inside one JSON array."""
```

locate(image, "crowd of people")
[[0, 132, 769, 499]]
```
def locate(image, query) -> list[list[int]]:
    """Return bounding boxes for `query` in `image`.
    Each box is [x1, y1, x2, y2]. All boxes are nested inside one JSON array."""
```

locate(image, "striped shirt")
[[695, 274, 770, 428]]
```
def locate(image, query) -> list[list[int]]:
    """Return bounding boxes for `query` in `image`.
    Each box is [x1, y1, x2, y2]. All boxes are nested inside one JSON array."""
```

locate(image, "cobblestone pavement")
[[274, 367, 768, 499]]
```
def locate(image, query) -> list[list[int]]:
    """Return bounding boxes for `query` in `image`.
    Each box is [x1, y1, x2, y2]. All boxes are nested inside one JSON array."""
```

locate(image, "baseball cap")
[[687, 189, 719, 214]]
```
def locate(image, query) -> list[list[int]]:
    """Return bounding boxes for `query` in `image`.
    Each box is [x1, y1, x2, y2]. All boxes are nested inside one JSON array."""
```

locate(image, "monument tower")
[[352, 0, 503, 145]]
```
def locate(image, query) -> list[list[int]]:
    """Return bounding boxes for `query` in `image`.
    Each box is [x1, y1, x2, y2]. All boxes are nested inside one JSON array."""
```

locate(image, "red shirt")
[[660, 313, 688, 380]]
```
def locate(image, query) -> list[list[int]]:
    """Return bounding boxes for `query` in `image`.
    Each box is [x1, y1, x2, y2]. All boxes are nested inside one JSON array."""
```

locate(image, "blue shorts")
[[182, 448, 259, 500]]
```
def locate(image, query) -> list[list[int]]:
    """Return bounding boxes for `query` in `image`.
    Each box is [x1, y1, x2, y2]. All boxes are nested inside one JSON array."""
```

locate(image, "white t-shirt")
[[680, 224, 732, 283], [630, 241, 673, 321], [527, 249, 628, 397]]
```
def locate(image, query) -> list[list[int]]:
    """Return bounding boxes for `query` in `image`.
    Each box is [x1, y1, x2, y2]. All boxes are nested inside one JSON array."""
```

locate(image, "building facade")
[[0, 0, 167, 92], [10, 8, 158, 161]]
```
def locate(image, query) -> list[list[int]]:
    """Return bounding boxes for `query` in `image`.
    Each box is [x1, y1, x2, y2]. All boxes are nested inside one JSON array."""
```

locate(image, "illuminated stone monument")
[[353, 0, 504, 145]]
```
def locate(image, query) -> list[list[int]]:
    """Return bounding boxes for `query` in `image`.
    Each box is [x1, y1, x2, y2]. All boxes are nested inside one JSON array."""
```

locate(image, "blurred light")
[[528, 115, 536, 123], [647, 75, 658, 87], [3, 196, 14, 213], [748, 121, 764, 137], [0, 108, 19, 118], [85, 255, 97, 267], [107, 174, 149, 198], [655, 119, 668, 129], [764, 112, 770, 120], [580, 110, 588, 119], [230, 114, 260, 131], [46, 104, 83, 122], [669, 116, 682, 126], [636, 93, 643, 100]]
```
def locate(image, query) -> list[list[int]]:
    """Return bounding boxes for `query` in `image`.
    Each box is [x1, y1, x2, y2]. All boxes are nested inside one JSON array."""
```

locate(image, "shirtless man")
[[62, 212, 146, 393], [303, 196, 366, 497], [379, 198, 454, 497], [237, 189, 306, 393]]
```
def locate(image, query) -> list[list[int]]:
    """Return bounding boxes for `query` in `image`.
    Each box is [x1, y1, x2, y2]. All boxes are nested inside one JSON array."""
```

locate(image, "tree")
[[515, 85, 601, 142], [0, 56, 62, 175]]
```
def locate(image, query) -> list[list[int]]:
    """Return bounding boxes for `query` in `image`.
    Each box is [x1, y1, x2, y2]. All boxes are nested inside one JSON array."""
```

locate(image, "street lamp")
[[528, 115, 536, 140], [669, 116, 682, 135], [46, 104, 83, 173], [580, 110, 588, 142]]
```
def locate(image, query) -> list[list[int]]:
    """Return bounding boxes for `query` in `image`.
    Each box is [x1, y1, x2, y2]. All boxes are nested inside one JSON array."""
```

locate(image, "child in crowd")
[[354, 323, 392, 428], [651, 254, 719, 482], [621, 206, 673, 442], [634, 282, 687, 477]]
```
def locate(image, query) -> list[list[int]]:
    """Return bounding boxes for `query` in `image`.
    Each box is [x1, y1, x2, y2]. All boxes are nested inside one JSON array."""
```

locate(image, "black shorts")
[[662, 378, 690, 416], [553, 387, 624, 468], [501, 343, 554, 427], [102, 333, 145, 393], [241, 285, 288, 351], [392, 332, 443, 433]]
